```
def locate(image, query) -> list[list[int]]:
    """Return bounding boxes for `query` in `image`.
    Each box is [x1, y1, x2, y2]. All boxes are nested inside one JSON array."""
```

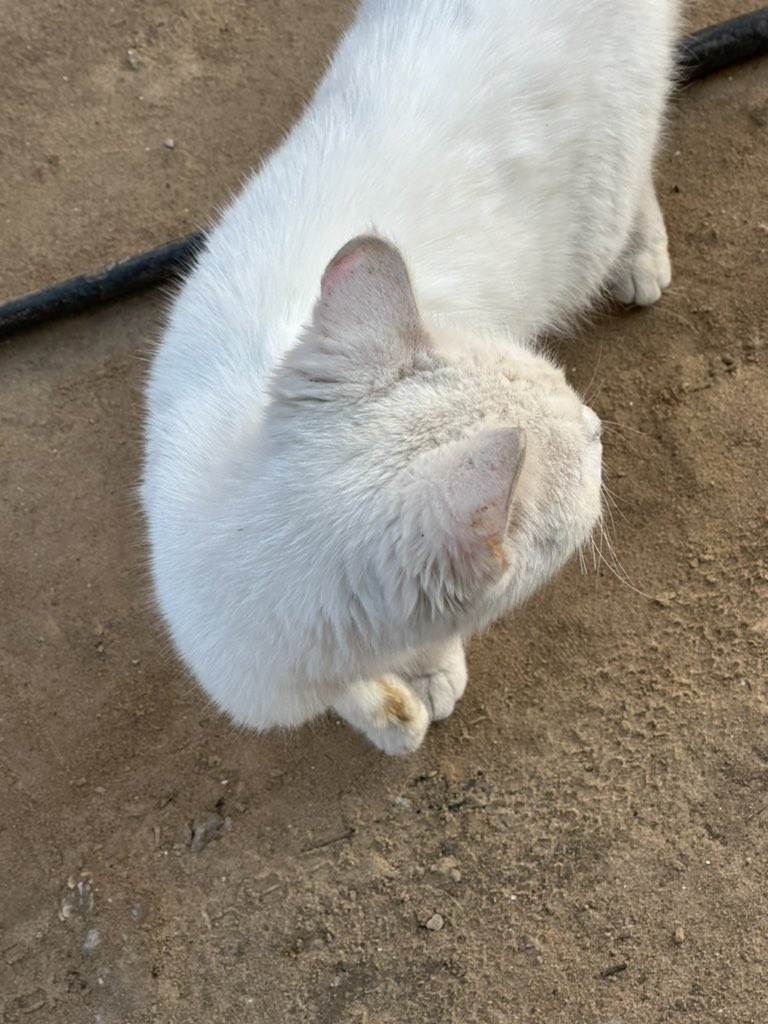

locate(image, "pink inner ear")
[[315, 235, 425, 348], [322, 246, 365, 296], [447, 427, 527, 571], [320, 234, 408, 306]]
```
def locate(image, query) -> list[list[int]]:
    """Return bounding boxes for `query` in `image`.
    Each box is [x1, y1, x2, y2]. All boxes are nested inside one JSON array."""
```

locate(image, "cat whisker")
[[600, 474, 627, 499], [580, 339, 605, 406], [600, 425, 645, 459], [593, 532, 606, 573], [601, 462, 642, 513], [600, 484, 628, 531], [600, 419, 648, 438], [656, 304, 697, 332], [577, 545, 588, 576], [601, 485, 632, 524], [592, 519, 656, 601], [601, 424, 634, 441]]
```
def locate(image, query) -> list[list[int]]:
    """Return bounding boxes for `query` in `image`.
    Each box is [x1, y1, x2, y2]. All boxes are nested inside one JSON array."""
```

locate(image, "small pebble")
[[163, 138, 175, 150], [674, 926, 686, 945], [126, 49, 141, 70], [425, 913, 444, 931], [190, 812, 224, 853]]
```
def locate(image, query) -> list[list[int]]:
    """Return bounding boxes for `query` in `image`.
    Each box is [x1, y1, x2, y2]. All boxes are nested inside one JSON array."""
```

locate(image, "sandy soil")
[[1, 2, 767, 1022]]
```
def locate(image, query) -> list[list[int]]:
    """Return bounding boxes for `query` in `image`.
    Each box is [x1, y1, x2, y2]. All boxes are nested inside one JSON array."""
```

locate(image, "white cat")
[[142, 0, 678, 754]]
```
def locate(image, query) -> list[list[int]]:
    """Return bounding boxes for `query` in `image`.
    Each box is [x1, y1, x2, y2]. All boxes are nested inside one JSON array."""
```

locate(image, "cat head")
[[267, 235, 602, 644]]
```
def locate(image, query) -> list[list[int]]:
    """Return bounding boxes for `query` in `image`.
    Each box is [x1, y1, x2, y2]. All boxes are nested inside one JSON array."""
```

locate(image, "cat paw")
[[610, 179, 671, 307], [334, 675, 429, 756], [405, 654, 468, 723], [610, 245, 671, 307]]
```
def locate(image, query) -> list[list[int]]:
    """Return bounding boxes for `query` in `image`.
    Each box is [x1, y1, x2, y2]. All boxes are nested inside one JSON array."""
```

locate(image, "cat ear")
[[317, 234, 422, 342], [406, 427, 527, 600], [272, 236, 431, 403]]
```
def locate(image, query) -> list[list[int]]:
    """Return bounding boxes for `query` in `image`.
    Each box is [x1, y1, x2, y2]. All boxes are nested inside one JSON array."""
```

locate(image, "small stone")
[[163, 138, 175, 150], [431, 855, 459, 875], [59, 877, 94, 922], [674, 926, 686, 945], [126, 49, 141, 70], [190, 812, 224, 853], [424, 913, 444, 931], [392, 796, 412, 809]]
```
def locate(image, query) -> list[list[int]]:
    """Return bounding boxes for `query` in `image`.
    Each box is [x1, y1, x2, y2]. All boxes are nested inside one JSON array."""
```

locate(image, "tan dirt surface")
[[1, 2, 767, 1022]]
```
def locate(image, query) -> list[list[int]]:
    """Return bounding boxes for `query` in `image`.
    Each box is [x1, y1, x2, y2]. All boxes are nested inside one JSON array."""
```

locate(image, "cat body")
[[143, 0, 678, 753]]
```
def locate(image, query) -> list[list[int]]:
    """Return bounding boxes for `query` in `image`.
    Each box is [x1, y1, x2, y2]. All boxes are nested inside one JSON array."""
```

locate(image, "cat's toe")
[[374, 714, 429, 756], [407, 665, 468, 723], [370, 683, 430, 755], [334, 674, 430, 755], [611, 247, 671, 307]]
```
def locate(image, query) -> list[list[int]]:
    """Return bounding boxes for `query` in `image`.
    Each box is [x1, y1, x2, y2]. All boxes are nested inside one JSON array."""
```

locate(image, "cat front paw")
[[334, 675, 429, 755], [405, 650, 468, 723], [333, 640, 468, 754], [610, 245, 671, 307], [372, 699, 430, 756], [609, 179, 671, 307]]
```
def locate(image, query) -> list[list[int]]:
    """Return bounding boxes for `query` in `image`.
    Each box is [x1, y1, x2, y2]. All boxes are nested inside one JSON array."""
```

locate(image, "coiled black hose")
[[1, 8, 767, 340]]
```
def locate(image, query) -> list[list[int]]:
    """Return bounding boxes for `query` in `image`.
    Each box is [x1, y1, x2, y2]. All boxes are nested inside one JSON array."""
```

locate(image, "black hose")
[[0, 234, 205, 340], [1, 8, 767, 341], [677, 6, 768, 80]]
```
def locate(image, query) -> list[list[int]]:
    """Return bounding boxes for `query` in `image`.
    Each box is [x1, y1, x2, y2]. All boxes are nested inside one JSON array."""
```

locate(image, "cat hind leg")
[[608, 176, 671, 307]]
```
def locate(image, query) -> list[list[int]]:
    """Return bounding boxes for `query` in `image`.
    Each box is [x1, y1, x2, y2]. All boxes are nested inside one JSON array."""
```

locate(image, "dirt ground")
[[1, 1, 767, 1022]]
